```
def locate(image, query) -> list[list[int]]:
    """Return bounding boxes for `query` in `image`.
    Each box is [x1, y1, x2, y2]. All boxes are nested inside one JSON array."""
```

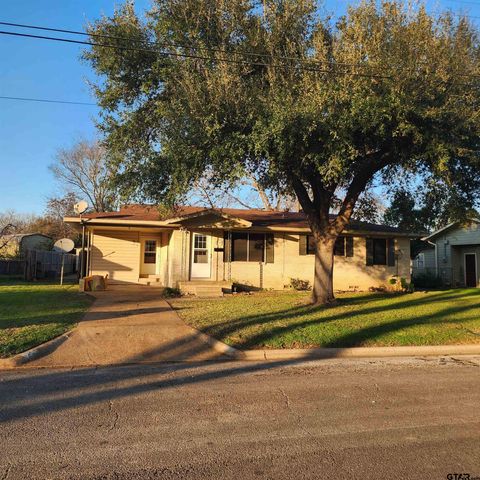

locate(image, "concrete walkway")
[[23, 285, 231, 367]]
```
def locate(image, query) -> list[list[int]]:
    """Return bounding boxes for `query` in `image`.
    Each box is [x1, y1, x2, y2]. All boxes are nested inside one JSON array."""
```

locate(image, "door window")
[[144, 240, 157, 264], [193, 235, 208, 263]]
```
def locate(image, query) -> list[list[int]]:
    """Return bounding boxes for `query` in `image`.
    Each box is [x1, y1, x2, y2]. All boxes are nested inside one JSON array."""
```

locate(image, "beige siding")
[[90, 230, 140, 283], [210, 232, 411, 291]]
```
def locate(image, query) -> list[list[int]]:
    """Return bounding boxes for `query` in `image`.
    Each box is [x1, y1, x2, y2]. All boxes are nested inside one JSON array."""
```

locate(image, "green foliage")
[[400, 277, 414, 293], [84, 0, 480, 301], [162, 287, 181, 298], [85, 1, 480, 213], [290, 278, 312, 291], [412, 272, 444, 289]]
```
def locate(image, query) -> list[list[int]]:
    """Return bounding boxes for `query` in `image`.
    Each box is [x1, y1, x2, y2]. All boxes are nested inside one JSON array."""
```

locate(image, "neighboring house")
[[414, 219, 480, 287], [0, 233, 52, 258], [64, 205, 414, 293]]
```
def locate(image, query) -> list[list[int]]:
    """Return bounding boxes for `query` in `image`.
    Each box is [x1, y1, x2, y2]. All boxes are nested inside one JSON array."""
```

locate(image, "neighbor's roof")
[[64, 204, 415, 236], [422, 218, 480, 242], [2, 233, 52, 242]]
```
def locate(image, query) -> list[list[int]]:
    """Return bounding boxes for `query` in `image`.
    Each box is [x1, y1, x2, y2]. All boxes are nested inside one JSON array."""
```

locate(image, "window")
[[249, 233, 265, 262], [227, 232, 274, 263], [373, 238, 387, 265], [193, 234, 208, 264], [302, 235, 352, 257], [366, 238, 395, 266], [143, 240, 156, 264], [231, 233, 248, 261], [415, 253, 425, 269]]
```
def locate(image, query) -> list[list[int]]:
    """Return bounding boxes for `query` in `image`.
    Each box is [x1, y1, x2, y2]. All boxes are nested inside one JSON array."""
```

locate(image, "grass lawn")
[[170, 289, 480, 349], [0, 280, 93, 358]]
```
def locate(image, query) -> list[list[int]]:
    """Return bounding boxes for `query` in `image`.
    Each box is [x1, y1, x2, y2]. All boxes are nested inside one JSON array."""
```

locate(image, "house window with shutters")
[[300, 235, 354, 257], [224, 232, 274, 263], [366, 238, 395, 266]]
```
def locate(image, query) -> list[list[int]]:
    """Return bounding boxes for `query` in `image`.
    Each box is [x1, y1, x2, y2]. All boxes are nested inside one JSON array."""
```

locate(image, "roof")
[[423, 218, 480, 242], [2, 233, 52, 242], [64, 204, 415, 236]]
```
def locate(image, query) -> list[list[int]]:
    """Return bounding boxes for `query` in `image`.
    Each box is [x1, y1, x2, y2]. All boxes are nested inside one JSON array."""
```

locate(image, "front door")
[[191, 233, 210, 278], [465, 253, 477, 287], [141, 239, 158, 275]]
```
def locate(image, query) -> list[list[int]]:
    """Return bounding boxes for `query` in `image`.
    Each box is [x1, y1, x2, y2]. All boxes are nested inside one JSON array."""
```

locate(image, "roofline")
[[162, 208, 252, 227], [64, 216, 415, 236], [422, 218, 480, 241]]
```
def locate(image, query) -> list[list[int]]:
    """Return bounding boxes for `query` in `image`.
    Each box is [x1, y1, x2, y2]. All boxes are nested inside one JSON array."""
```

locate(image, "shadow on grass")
[[0, 289, 479, 423], [173, 289, 480, 349]]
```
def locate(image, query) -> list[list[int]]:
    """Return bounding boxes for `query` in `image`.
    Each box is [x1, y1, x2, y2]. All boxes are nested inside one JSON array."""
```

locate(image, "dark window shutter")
[[346, 237, 354, 257], [265, 234, 274, 263], [299, 235, 307, 255], [387, 238, 395, 266], [366, 238, 374, 266]]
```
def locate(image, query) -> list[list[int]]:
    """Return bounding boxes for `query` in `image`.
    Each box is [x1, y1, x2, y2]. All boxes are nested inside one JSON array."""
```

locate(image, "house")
[[64, 204, 414, 294], [0, 233, 52, 258], [413, 219, 480, 287]]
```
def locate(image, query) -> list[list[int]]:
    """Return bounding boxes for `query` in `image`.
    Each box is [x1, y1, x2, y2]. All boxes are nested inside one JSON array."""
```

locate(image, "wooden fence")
[[0, 250, 77, 280], [0, 259, 24, 275]]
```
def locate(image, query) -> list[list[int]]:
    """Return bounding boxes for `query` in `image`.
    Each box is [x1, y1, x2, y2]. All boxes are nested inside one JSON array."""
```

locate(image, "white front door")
[[140, 239, 158, 275], [191, 233, 211, 278]]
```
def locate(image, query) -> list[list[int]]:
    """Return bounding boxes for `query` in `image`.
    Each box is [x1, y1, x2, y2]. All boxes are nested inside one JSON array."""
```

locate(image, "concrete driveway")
[[25, 285, 231, 367]]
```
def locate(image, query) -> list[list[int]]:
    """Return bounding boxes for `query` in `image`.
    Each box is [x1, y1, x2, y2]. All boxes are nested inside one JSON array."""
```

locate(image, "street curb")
[[0, 331, 73, 369], [236, 344, 480, 360]]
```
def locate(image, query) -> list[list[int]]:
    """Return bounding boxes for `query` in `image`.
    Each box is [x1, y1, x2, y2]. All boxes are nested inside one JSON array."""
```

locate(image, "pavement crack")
[[108, 400, 119, 431], [449, 357, 479, 367], [278, 388, 291, 410]]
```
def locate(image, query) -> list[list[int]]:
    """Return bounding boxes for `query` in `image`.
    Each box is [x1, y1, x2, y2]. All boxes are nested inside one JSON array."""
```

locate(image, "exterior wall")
[[202, 232, 411, 292], [90, 230, 141, 283], [430, 221, 480, 287], [452, 245, 480, 287], [167, 229, 190, 287], [87, 226, 412, 291], [412, 248, 436, 276]]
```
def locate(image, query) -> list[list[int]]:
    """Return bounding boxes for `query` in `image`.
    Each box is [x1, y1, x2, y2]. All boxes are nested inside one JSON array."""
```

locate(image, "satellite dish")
[[74, 201, 88, 215], [53, 238, 75, 253]]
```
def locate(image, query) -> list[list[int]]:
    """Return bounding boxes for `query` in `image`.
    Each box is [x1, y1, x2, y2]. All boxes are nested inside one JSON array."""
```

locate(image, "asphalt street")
[[0, 356, 479, 479]]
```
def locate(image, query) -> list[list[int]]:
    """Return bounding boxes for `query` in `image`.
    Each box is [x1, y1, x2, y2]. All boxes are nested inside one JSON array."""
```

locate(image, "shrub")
[[163, 287, 181, 298], [400, 277, 415, 293], [412, 272, 443, 289], [290, 278, 311, 291]]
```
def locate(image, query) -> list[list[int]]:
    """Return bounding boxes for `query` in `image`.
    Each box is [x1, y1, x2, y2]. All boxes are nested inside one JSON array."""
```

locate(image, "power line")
[[0, 95, 96, 106], [0, 20, 375, 70], [0, 29, 391, 79], [0, 20, 386, 72]]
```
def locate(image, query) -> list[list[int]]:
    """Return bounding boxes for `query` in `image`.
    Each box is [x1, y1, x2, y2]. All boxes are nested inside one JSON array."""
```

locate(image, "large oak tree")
[[85, 0, 480, 304]]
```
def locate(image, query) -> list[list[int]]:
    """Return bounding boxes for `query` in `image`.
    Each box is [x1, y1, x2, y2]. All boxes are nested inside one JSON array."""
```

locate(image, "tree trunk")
[[311, 235, 336, 305]]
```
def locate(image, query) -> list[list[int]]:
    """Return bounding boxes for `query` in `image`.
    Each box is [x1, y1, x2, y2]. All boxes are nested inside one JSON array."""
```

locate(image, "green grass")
[[0, 280, 93, 358], [170, 289, 480, 349]]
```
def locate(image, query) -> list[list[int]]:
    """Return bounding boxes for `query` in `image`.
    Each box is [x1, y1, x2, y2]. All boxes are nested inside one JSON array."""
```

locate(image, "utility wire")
[[0, 20, 376, 71], [0, 29, 391, 78], [0, 95, 96, 106]]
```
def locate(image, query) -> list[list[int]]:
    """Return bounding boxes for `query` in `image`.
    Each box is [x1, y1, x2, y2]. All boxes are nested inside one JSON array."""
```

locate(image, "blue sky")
[[0, 0, 478, 214]]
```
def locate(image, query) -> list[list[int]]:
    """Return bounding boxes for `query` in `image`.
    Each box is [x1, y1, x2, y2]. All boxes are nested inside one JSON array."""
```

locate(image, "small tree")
[[85, 0, 480, 304], [50, 139, 118, 212]]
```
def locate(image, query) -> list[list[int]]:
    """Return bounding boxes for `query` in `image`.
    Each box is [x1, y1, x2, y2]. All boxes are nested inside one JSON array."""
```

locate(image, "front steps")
[[178, 281, 232, 297], [138, 275, 164, 287]]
